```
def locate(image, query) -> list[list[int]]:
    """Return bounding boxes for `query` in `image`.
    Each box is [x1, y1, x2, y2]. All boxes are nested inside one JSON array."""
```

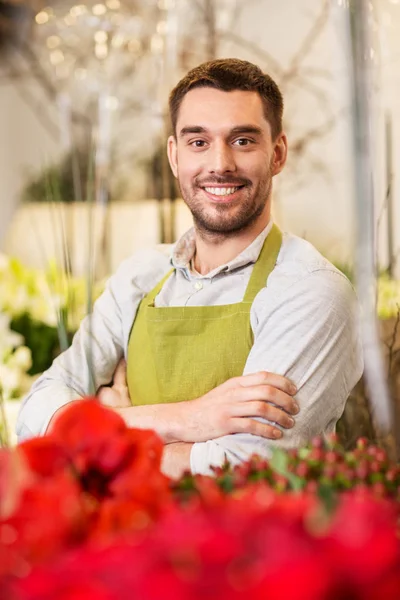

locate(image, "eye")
[[190, 139, 207, 148], [233, 138, 253, 146]]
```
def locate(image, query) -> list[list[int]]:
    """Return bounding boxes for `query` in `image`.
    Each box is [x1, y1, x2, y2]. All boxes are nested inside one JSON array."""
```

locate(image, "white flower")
[[0, 254, 105, 342], [0, 314, 23, 358], [9, 346, 32, 372], [0, 312, 33, 401], [0, 364, 21, 399]]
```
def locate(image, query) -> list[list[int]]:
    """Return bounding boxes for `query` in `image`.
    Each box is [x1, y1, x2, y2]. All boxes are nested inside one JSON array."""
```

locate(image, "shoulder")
[[256, 232, 357, 315], [275, 232, 346, 278], [108, 245, 173, 297], [273, 232, 353, 294]]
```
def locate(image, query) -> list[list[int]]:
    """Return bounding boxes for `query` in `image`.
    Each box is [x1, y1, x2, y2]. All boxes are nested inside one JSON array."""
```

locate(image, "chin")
[[195, 216, 256, 235]]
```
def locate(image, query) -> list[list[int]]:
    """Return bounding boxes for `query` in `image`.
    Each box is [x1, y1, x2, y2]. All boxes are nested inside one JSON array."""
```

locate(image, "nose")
[[207, 140, 236, 175]]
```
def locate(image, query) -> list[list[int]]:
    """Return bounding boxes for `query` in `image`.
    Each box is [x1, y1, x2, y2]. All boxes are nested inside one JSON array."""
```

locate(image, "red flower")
[[324, 490, 400, 597], [10, 488, 400, 600], [0, 470, 85, 580], [18, 435, 70, 478], [47, 399, 172, 538], [5, 405, 400, 600], [0, 449, 32, 520], [48, 399, 130, 484], [1, 398, 173, 580], [9, 541, 167, 600], [0, 436, 86, 581], [186, 475, 226, 508]]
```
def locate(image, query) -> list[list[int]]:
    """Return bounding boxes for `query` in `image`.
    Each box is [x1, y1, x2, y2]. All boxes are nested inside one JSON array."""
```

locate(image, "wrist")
[[161, 442, 193, 479], [116, 404, 181, 444]]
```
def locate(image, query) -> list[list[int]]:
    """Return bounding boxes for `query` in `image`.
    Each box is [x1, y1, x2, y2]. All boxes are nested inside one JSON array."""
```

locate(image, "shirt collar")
[[171, 220, 274, 277]]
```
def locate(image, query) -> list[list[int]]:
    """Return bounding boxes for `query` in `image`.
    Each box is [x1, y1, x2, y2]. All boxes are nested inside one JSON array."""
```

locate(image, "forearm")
[[188, 362, 361, 476], [161, 442, 193, 479], [115, 403, 188, 444]]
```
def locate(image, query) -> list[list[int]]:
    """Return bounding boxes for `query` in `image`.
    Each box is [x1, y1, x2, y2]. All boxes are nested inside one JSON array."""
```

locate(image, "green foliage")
[[10, 313, 73, 376], [269, 447, 303, 490], [1, 254, 104, 378]]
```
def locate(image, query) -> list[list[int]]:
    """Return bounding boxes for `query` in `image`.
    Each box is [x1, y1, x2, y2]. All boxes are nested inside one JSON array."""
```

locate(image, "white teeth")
[[204, 187, 240, 196]]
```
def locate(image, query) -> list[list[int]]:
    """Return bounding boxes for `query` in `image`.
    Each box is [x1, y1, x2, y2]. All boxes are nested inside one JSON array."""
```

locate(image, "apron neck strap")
[[147, 224, 282, 305], [146, 268, 174, 305], [242, 223, 283, 304]]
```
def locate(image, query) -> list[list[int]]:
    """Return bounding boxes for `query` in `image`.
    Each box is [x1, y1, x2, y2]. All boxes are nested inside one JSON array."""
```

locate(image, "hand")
[[98, 358, 131, 408], [175, 371, 299, 443], [98, 365, 298, 445]]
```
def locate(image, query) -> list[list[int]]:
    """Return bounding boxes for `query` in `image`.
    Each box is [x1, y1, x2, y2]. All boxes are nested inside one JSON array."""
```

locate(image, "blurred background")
[[0, 0, 399, 446]]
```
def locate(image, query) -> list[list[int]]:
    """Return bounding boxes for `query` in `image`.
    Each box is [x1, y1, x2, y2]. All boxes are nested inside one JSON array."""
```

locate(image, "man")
[[17, 59, 363, 478]]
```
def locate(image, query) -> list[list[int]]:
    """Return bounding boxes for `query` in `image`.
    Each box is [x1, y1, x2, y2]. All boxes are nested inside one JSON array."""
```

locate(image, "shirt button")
[[194, 281, 203, 291]]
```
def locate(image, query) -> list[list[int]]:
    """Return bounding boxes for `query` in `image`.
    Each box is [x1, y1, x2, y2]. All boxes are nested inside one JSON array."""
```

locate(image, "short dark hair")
[[169, 58, 284, 140]]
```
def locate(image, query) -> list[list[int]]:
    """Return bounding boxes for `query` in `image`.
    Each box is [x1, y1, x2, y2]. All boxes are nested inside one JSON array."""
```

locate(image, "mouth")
[[201, 185, 245, 202]]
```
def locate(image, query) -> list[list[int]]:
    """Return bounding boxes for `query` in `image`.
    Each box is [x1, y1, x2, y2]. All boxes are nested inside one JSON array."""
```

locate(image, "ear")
[[167, 135, 178, 178], [271, 132, 288, 176]]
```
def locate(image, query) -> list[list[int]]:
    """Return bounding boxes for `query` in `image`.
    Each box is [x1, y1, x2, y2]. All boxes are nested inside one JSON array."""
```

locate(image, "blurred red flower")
[[47, 400, 172, 538], [0, 465, 84, 581], [3, 403, 400, 600]]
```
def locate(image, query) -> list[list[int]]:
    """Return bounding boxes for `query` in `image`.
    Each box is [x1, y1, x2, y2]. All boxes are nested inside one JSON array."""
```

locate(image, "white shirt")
[[17, 223, 363, 475]]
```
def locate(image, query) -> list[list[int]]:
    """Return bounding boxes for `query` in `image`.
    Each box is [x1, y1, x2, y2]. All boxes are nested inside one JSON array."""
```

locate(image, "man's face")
[[168, 87, 287, 236]]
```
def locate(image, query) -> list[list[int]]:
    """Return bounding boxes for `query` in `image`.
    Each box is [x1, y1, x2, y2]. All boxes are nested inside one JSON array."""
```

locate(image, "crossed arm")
[[97, 361, 298, 478], [48, 359, 298, 478], [90, 273, 362, 478]]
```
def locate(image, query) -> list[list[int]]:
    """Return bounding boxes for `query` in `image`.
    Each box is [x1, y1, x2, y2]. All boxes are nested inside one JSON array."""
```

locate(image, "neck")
[[192, 212, 271, 275]]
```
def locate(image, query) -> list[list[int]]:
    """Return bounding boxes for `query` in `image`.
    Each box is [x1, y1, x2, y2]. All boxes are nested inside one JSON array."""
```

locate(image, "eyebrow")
[[179, 125, 263, 138], [179, 126, 207, 137], [230, 125, 263, 136]]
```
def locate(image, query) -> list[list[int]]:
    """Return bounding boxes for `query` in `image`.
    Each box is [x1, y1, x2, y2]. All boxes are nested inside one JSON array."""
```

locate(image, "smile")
[[203, 186, 243, 196]]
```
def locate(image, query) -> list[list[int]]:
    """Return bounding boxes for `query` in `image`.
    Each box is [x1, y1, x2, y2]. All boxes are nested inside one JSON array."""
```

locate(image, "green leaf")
[[298, 448, 311, 460], [270, 448, 289, 473], [270, 448, 304, 491], [218, 474, 234, 494], [318, 483, 338, 512]]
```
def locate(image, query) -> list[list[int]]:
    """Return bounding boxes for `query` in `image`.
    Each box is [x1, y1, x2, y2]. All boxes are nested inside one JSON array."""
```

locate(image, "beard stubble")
[[178, 161, 274, 238]]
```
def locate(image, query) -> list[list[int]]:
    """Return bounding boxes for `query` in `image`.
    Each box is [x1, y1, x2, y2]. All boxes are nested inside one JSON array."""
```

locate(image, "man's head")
[[169, 58, 283, 141], [167, 59, 287, 238]]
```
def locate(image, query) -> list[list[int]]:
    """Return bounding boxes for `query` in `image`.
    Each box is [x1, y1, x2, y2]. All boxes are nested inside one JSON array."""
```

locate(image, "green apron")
[[127, 224, 282, 406]]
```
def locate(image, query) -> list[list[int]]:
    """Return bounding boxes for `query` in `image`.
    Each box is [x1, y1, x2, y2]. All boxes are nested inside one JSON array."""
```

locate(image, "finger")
[[232, 401, 295, 429], [235, 385, 299, 416], [234, 371, 297, 395], [113, 358, 127, 387], [230, 417, 283, 440], [98, 386, 122, 408]]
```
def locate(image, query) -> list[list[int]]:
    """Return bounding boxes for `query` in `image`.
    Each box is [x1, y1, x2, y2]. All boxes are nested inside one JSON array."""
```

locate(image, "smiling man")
[[171, 89, 282, 248], [17, 59, 363, 478]]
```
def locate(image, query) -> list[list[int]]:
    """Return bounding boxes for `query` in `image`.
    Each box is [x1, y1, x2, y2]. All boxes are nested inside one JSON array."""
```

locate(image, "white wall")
[[0, 84, 14, 244], [0, 80, 61, 245], [3, 201, 162, 277]]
